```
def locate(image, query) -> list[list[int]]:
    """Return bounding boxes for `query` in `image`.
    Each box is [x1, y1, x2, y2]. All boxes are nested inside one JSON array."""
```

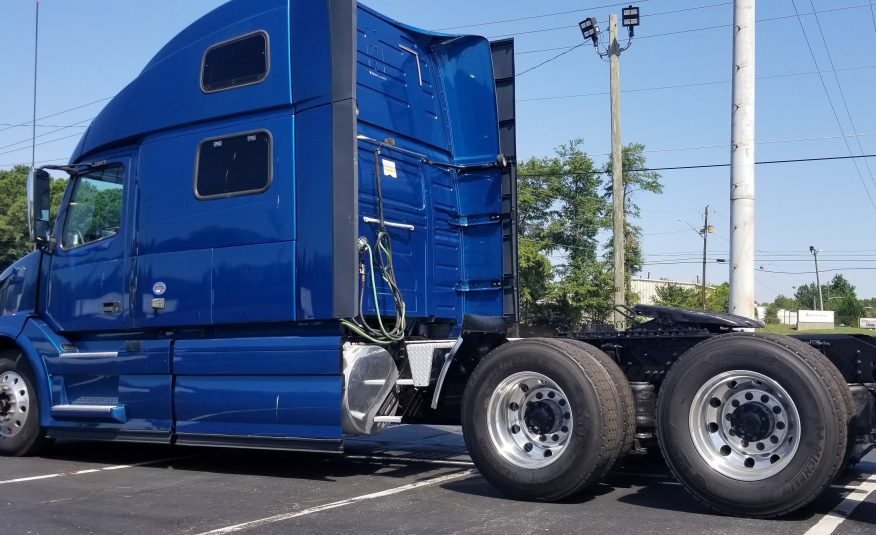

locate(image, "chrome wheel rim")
[[486, 371, 573, 468], [0, 371, 29, 438], [689, 370, 800, 481]]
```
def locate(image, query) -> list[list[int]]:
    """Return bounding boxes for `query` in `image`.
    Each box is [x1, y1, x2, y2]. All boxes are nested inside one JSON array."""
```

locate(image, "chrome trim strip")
[[59, 352, 118, 359], [362, 216, 414, 231]]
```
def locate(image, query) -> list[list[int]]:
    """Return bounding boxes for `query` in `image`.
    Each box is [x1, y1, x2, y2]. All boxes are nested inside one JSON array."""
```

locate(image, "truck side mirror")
[[26, 168, 52, 245]]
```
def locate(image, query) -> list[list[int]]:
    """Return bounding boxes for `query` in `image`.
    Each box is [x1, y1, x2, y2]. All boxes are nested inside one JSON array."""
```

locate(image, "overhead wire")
[[805, 0, 876, 190], [790, 0, 876, 210]]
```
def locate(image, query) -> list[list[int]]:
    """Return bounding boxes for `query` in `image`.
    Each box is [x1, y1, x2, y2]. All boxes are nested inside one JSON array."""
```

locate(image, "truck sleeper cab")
[[1, 0, 874, 521]]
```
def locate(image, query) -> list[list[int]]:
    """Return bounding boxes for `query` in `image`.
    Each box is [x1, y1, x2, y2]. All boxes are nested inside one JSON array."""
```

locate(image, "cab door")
[[45, 162, 130, 332], [40, 158, 172, 434]]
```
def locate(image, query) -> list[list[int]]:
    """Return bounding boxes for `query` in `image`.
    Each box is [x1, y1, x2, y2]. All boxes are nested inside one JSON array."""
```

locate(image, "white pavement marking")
[[804, 472, 876, 535], [345, 454, 475, 467], [0, 455, 197, 486], [197, 469, 475, 535]]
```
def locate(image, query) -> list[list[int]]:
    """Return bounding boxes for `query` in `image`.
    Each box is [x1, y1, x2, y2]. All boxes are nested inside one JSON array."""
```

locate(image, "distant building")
[[630, 277, 708, 306]]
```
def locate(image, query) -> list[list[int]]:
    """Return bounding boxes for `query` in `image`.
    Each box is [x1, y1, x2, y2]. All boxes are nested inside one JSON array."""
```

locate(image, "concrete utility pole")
[[729, 0, 756, 319], [609, 14, 625, 326], [701, 205, 710, 310]]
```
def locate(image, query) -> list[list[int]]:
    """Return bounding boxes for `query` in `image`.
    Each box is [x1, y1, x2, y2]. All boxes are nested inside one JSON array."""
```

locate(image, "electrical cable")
[[341, 148, 407, 345], [790, 0, 876, 209]]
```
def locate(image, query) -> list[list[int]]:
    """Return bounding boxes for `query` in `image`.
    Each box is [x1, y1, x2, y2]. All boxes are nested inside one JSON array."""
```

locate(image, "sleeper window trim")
[[193, 129, 274, 201], [200, 30, 270, 94]]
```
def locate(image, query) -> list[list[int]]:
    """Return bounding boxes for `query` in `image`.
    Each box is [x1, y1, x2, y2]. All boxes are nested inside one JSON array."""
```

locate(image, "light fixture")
[[579, 17, 600, 47], [622, 5, 640, 36]]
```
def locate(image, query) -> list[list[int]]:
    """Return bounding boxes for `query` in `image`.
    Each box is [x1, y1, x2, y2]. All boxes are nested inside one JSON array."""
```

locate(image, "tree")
[[0, 165, 66, 272], [705, 282, 730, 313], [602, 143, 663, 277], [654, 283, 700, 309], [765, 294, 797, 324], [516, 140, 663, 329]]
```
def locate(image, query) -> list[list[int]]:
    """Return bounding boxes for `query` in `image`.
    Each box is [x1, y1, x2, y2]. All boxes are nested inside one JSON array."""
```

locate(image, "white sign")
[[798, 310, 835, 323], [860, 318, 876, 330]]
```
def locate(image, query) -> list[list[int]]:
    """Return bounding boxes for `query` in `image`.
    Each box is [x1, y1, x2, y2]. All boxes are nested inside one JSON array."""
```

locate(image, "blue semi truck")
[[2, 0, 874, 519]]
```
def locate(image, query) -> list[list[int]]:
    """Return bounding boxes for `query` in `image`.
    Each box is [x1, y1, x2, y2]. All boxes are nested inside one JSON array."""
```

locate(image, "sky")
[[1, 0, 875, 303]]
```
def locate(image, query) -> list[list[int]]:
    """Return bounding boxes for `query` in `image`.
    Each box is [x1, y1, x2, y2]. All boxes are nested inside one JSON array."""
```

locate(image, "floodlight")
[[579, 17, 600, 47], [622, 6, 640, 27]]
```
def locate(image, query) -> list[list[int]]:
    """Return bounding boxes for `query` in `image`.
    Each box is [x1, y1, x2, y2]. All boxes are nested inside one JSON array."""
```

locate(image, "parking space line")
[[804, 472, 876, 535], [0, 454, 198, 486], [196, 469, 475, 535], [345, 454, 475, 467]]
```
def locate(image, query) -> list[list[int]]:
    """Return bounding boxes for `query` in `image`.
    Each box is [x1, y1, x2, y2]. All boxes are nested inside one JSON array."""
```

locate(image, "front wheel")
[[462, 338, 624, 501], [657, 333, 848, 518], [0, 350, 50, 456]]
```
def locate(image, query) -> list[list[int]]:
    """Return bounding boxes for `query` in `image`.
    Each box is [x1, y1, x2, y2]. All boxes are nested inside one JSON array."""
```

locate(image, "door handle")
[[102, 301, 121, 315]]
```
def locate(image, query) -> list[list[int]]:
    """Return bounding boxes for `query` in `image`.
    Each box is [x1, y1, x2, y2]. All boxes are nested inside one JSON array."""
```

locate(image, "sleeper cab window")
[[201, 31, 269, 93], [195, 131, 272, 199], [61, 166, 125, 249]]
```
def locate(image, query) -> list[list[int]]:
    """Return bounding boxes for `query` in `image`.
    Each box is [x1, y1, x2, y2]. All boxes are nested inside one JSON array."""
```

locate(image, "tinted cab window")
[[61, 166, 124, 249]]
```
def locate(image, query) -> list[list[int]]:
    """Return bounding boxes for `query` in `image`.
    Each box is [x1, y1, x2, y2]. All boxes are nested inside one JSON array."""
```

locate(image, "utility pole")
[[729, 0, 756, 319], [701, 205, 710, 310], [579, 6, 639, 327], [810, 245, 824, 310], [609, 14, 625, 326]]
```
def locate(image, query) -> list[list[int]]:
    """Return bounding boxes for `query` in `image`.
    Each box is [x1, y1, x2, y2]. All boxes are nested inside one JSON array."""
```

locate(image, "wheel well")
[[0, 336, 21, 355]]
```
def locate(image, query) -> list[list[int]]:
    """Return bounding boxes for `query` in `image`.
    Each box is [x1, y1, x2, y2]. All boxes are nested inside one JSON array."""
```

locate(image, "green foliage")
[[516, 140, 663, 329], [705, 282, 730, 313], [794, 274, 864, 326], [654, 283, 700, 309], [764, 294, 797, 324], [0, 166, 66, 272]]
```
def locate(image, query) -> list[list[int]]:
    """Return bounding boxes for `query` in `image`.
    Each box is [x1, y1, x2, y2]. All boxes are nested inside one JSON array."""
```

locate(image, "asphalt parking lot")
[[1, 425, 873, 534]]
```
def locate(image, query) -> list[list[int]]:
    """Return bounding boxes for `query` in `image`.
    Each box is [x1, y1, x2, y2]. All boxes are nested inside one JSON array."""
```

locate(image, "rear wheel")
[[657, 333, 847, 518], [0, 351, 49, 457], [462, 338, 623, 501]]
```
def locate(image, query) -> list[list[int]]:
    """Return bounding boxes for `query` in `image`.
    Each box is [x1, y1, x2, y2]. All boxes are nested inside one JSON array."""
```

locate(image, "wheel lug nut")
[[560, 426, 568, 433], [760, 395, 769, 403], [523, 443, 533, 452], [756, 442, 765, 451], [535, 392, 543, 400], [720, 445, 731, 456], [772, 406, 782, 414], [709, 397, 721, 407], [770, 435, 778, 444], [744, 393, 753, 401], [551, 434, 559, 441], [544, 450, 552, 458], [558, 399, 566, 406], [563, 412, 571, 419], [511, 425, 520, 434], [509, 402, 519, 411], [520, 384, 529, 393], [539, 435, 546, 442], [776, 422, 785, 430], [731, 400, 740, 408], [547, 391, 555, 399]]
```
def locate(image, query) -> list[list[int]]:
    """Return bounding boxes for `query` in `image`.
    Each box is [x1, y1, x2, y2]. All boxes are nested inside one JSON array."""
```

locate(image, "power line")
[[0, 123, 88, 129], [0, 96, 109, 136], [516, 43, 585, 77], [790, 0, 876, 209], [518, 153, 876, 177], [0, 132, 83, 157], [0, 117, 93, 152], [435, 1, 656, 31], [517, 64, 876, 102], [805, 0, 876, 190]]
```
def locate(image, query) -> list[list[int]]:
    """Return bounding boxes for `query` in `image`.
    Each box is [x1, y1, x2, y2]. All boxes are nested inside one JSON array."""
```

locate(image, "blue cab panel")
[[2, 0, 514, 447]]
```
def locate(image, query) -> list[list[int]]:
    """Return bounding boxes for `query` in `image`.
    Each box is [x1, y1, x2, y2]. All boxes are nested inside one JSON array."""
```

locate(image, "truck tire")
[[552, 338, 636, 467], [462, 338, 623, 501], [657, 332, 848, 518], [0, 350, 49, 456], [779, 335, 857, 468]]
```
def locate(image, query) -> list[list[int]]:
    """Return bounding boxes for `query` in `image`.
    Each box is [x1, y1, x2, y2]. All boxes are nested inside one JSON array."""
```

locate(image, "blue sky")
[[1, 0, 874, 302]]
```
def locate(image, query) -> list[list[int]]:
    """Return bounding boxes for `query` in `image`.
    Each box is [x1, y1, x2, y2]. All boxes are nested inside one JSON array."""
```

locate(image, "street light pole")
[[609, 14, 625, 326], [580, 6, 638, 327], [810, 245, 824, 310], [701, 205, 710, 309]]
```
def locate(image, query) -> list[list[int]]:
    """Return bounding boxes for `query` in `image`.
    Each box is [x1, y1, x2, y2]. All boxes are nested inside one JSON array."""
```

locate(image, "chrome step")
[[51, 404, 127, 423]]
